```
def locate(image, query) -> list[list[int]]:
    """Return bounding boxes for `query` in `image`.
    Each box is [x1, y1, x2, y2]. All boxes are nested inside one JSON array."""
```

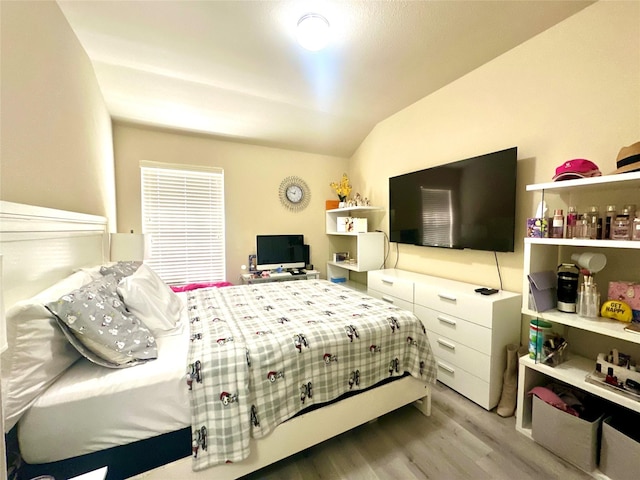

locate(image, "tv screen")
[[256, 234, 306, 270], [389, 147, 517, 252]]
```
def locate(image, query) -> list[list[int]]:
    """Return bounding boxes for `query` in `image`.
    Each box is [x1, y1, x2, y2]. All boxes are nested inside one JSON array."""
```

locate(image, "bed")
[[0, 201, 435, 480]]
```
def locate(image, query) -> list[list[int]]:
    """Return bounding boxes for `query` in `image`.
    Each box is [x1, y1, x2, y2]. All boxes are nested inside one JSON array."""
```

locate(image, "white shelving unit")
[[516, 171, 640, 478], [325, 206, 384, 289]]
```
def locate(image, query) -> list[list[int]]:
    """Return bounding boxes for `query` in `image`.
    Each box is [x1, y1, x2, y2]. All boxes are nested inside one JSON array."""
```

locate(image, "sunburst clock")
[[279, 176, 311, 212]]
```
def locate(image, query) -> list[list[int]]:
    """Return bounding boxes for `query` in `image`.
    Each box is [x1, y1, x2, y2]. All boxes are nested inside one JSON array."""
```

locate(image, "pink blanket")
[[171, 282, 233, 292]]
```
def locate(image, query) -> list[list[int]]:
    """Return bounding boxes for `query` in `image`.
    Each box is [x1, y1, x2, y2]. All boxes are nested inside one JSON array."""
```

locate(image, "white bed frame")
[[0, 201, 431, 480]]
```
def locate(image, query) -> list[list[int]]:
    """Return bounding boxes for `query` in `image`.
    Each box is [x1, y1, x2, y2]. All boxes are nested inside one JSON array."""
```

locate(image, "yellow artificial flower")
[[330, 173, 352, 200]]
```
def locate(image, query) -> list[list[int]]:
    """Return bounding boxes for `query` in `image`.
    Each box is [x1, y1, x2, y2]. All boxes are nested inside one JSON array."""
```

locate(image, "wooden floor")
[[242, 381, 592, 480]]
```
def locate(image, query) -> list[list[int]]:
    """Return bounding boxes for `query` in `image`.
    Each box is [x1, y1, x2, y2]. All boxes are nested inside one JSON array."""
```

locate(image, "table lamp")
[[110, 231, 146, 261]]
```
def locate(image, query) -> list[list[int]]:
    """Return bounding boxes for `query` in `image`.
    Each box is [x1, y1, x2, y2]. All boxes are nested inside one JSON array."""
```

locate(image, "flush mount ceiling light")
[[296, 13, 330, 51]]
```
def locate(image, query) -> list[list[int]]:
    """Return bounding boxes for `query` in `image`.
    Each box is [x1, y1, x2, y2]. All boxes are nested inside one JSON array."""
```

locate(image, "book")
[[624, 322, 640, 334]]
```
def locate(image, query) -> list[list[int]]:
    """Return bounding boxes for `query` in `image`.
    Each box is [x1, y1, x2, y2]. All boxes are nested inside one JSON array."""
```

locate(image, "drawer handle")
[[381, 278, 394, 286], [381, 295, 395, 304], [438, 292, 457, 302], [437, 362, 455, 374], [437, 338, 456, 350], [437, 315, 457, 326]]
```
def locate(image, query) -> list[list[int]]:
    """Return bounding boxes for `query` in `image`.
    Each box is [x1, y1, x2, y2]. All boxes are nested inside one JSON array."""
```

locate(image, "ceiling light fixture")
[[296, 13, 330, 51]]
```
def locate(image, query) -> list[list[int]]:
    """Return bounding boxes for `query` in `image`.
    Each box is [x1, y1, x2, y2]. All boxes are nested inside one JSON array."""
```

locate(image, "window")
[[141, 161, 225, 284]]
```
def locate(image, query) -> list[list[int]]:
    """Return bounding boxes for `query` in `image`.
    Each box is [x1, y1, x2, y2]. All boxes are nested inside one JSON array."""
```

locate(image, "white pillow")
[[1, 270, 95, 432], [117, 264, 183, 336], [74, 262, 115, 280]]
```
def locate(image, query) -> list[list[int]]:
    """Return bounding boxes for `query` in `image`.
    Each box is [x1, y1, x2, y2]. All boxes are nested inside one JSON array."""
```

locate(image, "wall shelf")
[[325, 206, 384, 286], [526, 171, 640, 193]]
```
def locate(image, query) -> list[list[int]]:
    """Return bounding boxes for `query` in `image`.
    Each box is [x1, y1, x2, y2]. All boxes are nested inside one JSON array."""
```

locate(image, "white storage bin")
[[531, 395, 603, 472], [600, 415, 640, 480], [336, 216, 351, 232]]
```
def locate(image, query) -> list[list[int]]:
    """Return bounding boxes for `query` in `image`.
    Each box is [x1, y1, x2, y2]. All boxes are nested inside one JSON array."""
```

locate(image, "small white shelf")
[[325, 206, 383, 235], [327, 260, 363, 272], [524, 237, 640, 249], [522, 308, 640, 344], [526, 171, 640, 192], [326, 206, 382, 214], [520, 354, 640, 415], [327, 231, 379, 237]]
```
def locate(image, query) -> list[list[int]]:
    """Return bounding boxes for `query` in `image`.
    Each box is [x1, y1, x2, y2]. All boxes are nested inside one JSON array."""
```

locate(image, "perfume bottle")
[[604, 205, 616, 239], [566, 206, 578, 238], [587, 205, 600, 240], [633, 214, 640, 241], [575, 213, 590, 239], [550, 209, 564, 238]]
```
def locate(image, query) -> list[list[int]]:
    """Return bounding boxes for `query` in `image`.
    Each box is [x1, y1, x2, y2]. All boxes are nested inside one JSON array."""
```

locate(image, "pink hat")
[[552, 159, 602, 181]]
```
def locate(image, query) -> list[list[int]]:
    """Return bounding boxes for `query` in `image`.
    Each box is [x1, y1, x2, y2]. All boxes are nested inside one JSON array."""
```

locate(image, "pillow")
[[117, 263, 184, 337], [99, 261, 142, 281], [75, 262, 115, 280], [1, 270, 95, 432], [54, 319, 146, 369], [46, 275, 158, 368]]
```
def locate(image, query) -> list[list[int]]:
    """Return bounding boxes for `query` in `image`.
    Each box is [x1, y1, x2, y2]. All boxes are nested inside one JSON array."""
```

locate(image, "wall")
[[112, 123, 349, 283], [0, 1, 116, 224], [351, 1, 640, 296]]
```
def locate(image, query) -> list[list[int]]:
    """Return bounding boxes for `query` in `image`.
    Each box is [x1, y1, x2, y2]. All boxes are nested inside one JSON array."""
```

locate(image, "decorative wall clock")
[[279, 176, 311, 212]]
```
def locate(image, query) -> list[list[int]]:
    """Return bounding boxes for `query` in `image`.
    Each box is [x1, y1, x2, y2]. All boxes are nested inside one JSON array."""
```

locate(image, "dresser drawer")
[[367, 288, 414, 312], [425, 329, 490, 381], [414, 282, 493, 328], [433, 357, 492, 409], [367, 272, 414, 303], [415, 304, 491, 355]]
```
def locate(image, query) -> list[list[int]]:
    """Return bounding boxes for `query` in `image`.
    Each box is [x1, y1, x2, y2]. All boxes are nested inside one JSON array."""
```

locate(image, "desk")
[[240, 270, 320, 285]]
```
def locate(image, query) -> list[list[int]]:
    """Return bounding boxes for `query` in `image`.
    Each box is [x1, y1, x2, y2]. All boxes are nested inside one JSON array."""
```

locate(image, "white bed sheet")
[[18, 293, 191, 464]]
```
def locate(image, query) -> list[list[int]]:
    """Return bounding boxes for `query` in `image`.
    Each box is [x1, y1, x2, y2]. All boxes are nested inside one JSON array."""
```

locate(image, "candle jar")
[[611, 208, 632, 240]]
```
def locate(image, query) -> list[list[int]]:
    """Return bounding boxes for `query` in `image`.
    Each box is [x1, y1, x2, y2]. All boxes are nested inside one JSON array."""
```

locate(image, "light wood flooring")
[[242, 381, 593, 480]]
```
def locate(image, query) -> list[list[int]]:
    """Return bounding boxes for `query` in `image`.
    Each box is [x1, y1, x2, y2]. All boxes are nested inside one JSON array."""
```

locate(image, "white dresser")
[[368, 269, 521, 410]]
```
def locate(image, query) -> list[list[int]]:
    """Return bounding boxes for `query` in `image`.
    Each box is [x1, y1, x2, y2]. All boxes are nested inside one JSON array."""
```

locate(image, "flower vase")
[[338, 196, 346, 208]]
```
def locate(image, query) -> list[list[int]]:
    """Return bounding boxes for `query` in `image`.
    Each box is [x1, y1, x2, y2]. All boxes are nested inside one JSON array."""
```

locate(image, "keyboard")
[[269, 272, 292, 278]]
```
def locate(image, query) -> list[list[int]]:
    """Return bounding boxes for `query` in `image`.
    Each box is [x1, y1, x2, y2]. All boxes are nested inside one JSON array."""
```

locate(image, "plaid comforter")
[[186, 280, 436, 471]]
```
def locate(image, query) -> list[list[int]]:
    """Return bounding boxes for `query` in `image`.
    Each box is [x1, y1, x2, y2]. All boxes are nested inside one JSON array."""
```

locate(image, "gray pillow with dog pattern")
[[46, 274, 157, 367]]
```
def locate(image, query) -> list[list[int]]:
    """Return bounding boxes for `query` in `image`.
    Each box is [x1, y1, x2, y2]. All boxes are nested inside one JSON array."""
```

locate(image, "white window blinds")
[[141, 162, 225, 285]]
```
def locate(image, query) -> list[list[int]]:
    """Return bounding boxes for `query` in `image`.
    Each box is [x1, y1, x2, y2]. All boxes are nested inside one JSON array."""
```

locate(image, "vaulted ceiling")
[[58, 0, 594, 157]]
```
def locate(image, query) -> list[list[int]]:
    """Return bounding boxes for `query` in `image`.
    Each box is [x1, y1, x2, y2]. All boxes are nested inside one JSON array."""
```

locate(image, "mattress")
[[18, 294, 191, 464]]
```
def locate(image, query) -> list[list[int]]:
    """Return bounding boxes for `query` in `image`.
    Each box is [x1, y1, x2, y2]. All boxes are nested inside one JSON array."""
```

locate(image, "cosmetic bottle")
[[604, 205, 616, 239], [566, 206, 578, 238], [588, 205, 600, 240], [633, 214, 640, 241], [550, 209, 564, 238], [624, 204, 637, 222], [575, 213, 590, 239]]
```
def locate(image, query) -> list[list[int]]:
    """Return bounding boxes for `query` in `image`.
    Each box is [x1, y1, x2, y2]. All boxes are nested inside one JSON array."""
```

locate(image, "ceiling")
[[57, 0, 594, 158]]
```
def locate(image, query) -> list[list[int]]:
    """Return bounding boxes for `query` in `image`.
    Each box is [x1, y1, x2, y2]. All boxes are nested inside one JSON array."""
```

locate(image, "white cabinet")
[[325, 206, 384, 288], [368, 269, 521, 410], [516, 172, 640, 475]]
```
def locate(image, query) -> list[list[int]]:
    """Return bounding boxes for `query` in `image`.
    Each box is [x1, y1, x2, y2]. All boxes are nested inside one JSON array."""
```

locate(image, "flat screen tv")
[[256, 234, 306, 270], [389, 147, 517, 252]]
